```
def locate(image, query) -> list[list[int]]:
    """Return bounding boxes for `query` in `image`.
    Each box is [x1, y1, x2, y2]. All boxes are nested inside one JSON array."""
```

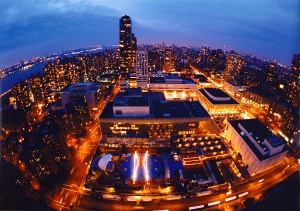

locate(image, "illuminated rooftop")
[[228, 119, 288, 161], [199, 88, 239, 105], [100, 91, 210, 119]]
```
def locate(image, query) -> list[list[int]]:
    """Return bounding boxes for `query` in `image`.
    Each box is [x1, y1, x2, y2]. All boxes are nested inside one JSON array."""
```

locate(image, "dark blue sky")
[[1, 0, 299, 68]]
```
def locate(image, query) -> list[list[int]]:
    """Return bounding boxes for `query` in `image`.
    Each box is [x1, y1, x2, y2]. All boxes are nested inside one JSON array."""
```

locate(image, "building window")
[[116, 110, 122, 115]]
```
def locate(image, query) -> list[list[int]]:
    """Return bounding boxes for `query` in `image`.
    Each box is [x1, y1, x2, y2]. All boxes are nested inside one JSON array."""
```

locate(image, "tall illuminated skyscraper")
[[287, 54, 300, 108], [132, 33, 137, 68], [119, 15, 133, 73]]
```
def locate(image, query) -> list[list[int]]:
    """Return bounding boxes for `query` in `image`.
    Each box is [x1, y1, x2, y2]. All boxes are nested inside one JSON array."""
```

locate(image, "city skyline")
[[1, 3, 300, 210], [1, 0, 300, 69]]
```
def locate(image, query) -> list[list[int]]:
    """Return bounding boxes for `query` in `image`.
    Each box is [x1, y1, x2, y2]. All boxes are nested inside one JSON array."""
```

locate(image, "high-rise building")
[[287, 54, 300, 108], [119, 15, 133, 73], [136, 49, 148, 91], [224, 53, 247, 85], [12, 81, 33, 111], [131, 33, 137, 67], [240, 65, 261, 86], [266, 63, 278, 91], [291, 119, 300, 157], [136, 49, 148, 75], [163, 48, 175, 73]]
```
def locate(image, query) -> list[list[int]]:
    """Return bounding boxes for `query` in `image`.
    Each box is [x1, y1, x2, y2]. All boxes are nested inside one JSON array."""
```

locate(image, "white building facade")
[[225, 119, 288, 175]]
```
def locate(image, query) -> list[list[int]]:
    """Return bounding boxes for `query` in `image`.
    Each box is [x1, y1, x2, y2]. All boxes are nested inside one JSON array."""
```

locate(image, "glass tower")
[[119, 15, 132, 73]]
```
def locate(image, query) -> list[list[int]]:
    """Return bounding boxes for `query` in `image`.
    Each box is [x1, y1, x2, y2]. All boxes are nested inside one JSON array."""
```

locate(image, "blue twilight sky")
[[0, 0, 299, 69]]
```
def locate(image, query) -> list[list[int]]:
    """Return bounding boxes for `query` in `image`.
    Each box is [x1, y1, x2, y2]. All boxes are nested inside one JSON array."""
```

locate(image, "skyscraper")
[[287, 54, 300, 108], [131, 33, 137, 68], [119, 15, 133, 73], [163, 48, 175, 73], [290, 119, 300, 157], [136, 49, 148, 91], [136, 49, 148, 75], [266, 63, 278, 89], [224, 53, 247, 85]]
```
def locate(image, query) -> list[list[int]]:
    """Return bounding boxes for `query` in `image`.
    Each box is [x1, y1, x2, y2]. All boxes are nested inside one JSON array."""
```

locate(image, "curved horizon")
[[1, 0, 299, 68]]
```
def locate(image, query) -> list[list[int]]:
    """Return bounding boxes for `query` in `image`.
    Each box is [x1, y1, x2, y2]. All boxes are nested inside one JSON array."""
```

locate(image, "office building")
[[120, 15, 133, 73], [131, 33, 137, 66], [136, 49, 148, 91], [225, 119, 288, 175]]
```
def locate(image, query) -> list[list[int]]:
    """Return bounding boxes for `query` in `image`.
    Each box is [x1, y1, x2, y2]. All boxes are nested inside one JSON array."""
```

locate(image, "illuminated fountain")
[[132, 151, 149, 184], [121, 151, 161, 185]]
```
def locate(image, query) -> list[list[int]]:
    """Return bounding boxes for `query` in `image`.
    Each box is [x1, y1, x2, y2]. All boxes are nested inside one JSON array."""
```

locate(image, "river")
[[0, 47, 105, 96], [0, 62, 46, 95]]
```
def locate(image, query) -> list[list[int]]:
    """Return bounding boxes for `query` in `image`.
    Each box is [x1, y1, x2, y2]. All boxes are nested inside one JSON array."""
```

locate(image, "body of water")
[[0, 62, 46, 95], [0, 48, 104, 96]]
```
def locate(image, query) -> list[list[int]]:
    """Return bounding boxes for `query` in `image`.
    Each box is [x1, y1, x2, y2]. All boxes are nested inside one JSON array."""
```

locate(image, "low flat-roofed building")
[[242, 87, 277, 108], [199, 88, 240, 118], [225, 119, 288, 175], [223, 81, 249, 99], [61, 82, 103, 116], [100, 88, 214, 142], [149, 75, 198, 92], [113, 96, 150, 117]]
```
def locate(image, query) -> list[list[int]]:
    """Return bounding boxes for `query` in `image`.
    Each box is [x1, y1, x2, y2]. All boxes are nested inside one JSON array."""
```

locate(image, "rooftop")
[[246, 87, 276, 98], [114, 96, 149, 107], [124, 87, 142, 96], [63, 82, 100, 94], [228, 119, 287, 161], [199, 88, 239, 105], [204, 88, 230, 98], [152, 101, 210, 118], [164, 75, 181, 80], [100, 91, 210, 119], [150, 76, 196, 85]]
